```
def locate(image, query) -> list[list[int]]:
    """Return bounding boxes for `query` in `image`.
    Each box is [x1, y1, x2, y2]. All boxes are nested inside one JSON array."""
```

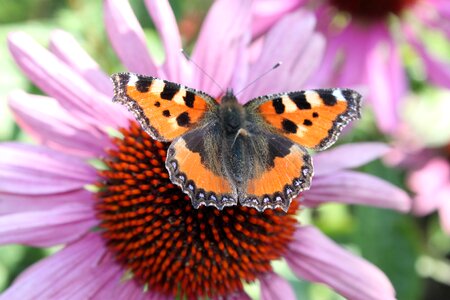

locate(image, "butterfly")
[[111, 73, 361, 212]]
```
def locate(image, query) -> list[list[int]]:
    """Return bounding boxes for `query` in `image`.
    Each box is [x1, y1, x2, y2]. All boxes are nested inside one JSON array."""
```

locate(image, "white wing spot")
[[332, 89, 346, 102], [304, 90, 322, 107], [282, 95, 297, 112], [128, 74, 139, 85], [149, 79, 165, 93]]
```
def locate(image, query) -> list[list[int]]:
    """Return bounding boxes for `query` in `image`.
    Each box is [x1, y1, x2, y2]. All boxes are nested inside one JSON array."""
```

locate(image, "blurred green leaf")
[[354, 160, 423, 300], [0, 245, 48, 292]]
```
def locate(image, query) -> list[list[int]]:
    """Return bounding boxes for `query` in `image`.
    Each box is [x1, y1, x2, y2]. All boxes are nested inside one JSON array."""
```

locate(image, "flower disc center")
[[94, 122, 300, 298]]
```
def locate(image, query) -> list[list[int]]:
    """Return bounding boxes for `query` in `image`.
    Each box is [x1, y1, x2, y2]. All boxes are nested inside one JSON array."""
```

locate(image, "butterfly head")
[[221, 88, 238, 104], [219, 89, 246, 136]]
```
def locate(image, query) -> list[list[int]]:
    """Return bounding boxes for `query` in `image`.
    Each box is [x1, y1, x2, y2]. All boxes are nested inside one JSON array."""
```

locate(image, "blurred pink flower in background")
[[409, 156, 450, 234], [252, 0, 450, 133], [0, 0, 411, 299], [387, 119, 450, 235]]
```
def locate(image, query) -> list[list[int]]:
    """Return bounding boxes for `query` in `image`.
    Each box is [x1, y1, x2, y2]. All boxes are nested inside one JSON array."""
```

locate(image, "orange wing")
[[165, 126, 237, 210], [241, 133, 313, 212], [246, 89, 361, 151], [111, 73, 218, 141]]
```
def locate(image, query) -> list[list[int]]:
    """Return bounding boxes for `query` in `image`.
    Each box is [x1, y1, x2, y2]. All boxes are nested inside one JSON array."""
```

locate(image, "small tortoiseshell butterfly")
[[111, 73, 361, 212]]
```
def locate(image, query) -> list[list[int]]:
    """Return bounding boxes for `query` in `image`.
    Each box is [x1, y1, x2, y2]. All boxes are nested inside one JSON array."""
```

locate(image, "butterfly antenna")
[[235, 62, 282, 96], [181, 49, 225, 94]]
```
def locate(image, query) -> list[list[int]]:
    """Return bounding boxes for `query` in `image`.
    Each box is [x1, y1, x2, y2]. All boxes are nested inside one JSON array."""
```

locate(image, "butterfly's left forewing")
[[246, 88, 361, 151], [111, 73, 218, 142]]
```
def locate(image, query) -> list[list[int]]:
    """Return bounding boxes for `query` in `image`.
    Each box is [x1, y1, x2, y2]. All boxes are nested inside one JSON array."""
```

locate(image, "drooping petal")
[[313, 143, 390, 176], [0, 143, 97, 195], [7, 32, 129, 129], [304, 170, 411, 212], [259, 272, 296, 300], [49, 30, 112, 96], [104, 0, 159, 75], [0, 233, 168, 299], [95, 264, 172, 300], [191, 0, 252, 96], [0, 204, 97, 247], [145, 0, 188, 82], [9, 91, 111, 158], [212, 290, 252, 300], [252, 0, 306, 37], [285, 226, 396, 300], [366, 24, 407, 133], [242, 10, 324, 101]]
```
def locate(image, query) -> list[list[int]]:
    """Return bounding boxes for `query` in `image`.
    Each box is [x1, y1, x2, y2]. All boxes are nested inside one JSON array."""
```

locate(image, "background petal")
[[9, 91, 111, 158], [286, 226, 396, 300], [439, 193, 450, 235], [242, 10, 324, 101], [145, 0, 187, 82], [49, 29, 113, 96], [191, 0, 252, 96], [366, 25, 406, 133], [409, 157, 450, 215], [104, 0, 159, 75], [8, 31, 129, 129], [251, 0, 306, 37]]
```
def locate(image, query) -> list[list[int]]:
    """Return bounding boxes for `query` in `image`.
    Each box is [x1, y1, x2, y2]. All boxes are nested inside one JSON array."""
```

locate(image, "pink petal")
[[8, 32, 129, 129], [338, 23, 374, 86], [104, 0, 158, 75], [212, 290, 251, 300], [407, 29, 450, 89], [49, 30, 112, 96], [0, 203, 97, 247], [191, 0, 252, 96], [259, 272, 296, 300], [0, 189, 93, 216], [145, 0, 187, 82], [409, 158, 450, 215], [438, 192, 450, 235], [285, 226, 396, 300], [252, 0, 306, 37], [313, 143, 390, 176], [418, 0, 450, 40], [0, 143, 96, 195], [306, 29, 342, 87], [242, 10, 324, 101], [9, 91, 111, 158], [0, 233, 163, 299], [366, 24, 406, 133], [304, 170, 411, 212], [97, 279, 171, 300]]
